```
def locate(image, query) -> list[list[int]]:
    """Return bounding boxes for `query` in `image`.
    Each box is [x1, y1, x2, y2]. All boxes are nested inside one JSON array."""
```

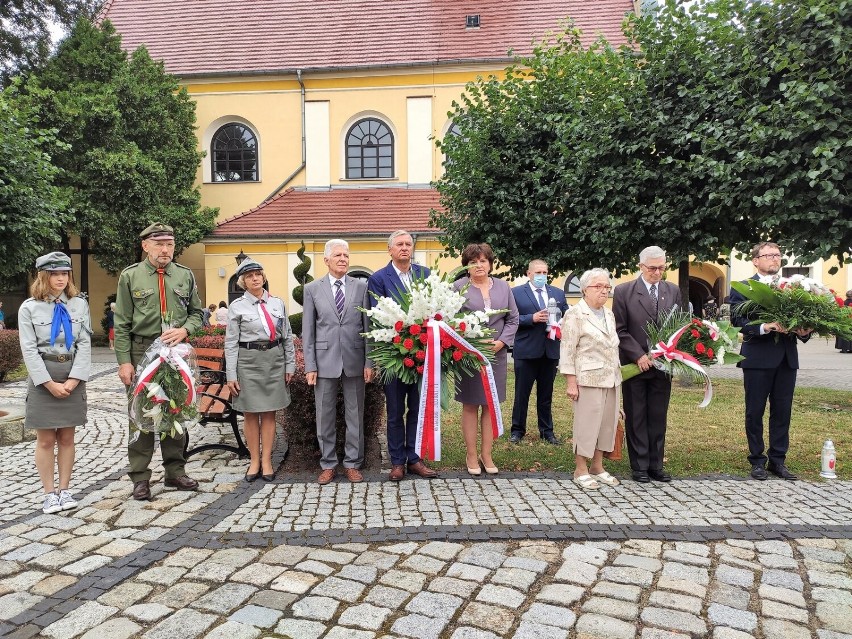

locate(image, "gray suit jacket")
[[303, 275, 371, 378], [612, 277, 682, 366]]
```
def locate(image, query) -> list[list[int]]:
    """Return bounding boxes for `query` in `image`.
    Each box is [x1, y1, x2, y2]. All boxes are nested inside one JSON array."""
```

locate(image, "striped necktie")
[[334, 280, 345, 316]]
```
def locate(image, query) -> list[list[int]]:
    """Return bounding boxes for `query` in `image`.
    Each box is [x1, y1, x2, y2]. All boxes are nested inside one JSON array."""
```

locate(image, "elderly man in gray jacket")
[[303, 239, 374, 484]]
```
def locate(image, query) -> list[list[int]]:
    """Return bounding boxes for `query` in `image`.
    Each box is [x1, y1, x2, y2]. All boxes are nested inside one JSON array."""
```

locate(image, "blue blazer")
[[730, 274, 808, 369], [511, 284, 568, 360], [367, 261, 430, 308]]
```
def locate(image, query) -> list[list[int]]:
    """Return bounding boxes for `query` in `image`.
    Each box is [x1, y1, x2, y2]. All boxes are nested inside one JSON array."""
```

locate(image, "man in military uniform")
[[114, 223, 204, 500]]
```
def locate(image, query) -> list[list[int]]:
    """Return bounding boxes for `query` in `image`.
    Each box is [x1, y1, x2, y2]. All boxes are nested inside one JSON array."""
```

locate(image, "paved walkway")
[[0, 349, 850, 639]]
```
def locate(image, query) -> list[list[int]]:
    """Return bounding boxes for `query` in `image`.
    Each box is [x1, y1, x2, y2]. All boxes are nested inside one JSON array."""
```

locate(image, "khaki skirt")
[[233, 345, 291, 413], [25, 358, 87, 429]]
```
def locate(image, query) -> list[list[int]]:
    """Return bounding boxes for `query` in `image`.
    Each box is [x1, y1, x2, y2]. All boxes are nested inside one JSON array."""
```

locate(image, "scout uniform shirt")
[[113, 259, 204, 365], [18, 294, 92, 385], [224, 290, 296, 381]]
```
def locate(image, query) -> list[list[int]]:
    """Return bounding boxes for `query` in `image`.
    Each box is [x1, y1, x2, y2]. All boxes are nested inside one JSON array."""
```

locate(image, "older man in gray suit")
[[303, 239, 374, 484]]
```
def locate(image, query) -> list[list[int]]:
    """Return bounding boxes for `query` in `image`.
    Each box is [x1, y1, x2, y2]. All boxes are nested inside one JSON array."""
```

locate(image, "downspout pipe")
[[264, 69, 307, 201]]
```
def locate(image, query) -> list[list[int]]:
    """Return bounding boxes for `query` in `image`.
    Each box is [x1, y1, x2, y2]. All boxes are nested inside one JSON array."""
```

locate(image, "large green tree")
[[0, 91, 64, 289], [0, 0, 101, 86], [14, 19, 218, 276], [434, 0, 851, 278]]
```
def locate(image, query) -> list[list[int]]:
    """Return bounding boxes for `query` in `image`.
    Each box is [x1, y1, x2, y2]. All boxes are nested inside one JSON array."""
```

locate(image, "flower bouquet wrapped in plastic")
[[362, 266, 505, 460], [128, 338, 201, 441], [621, 309, 744, 407], [731, 275, 852, 341]]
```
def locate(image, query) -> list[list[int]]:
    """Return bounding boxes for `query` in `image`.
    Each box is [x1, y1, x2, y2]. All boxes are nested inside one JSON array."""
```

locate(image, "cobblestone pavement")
[[0, 354, 850, 639]]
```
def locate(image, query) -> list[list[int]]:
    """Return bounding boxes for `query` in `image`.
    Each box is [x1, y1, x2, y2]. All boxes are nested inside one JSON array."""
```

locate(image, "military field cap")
[[36, 251, 72, 272], [139, 222, 175, 241], [235, 258, 264, 278]]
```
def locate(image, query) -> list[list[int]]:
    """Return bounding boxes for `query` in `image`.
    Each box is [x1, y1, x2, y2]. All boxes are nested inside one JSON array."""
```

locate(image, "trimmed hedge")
[[0, 331, 23, 383]]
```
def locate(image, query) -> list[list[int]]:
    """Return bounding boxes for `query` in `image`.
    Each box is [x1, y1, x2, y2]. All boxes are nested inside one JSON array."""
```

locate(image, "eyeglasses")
[[757, 253, 782, 259], [641, 265, 666, 273], [586, 285, 612, 291]]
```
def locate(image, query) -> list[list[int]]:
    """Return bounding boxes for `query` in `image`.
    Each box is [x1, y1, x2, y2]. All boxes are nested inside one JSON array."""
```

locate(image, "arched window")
[[442, 122, 463, 168], [212, 123, 258, 182], [346, 118, 394, 179], [563, 273, 582, 298]]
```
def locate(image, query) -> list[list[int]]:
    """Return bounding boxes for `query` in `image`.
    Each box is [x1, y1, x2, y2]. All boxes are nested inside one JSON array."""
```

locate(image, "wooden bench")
[[184, 347, 250, 459]]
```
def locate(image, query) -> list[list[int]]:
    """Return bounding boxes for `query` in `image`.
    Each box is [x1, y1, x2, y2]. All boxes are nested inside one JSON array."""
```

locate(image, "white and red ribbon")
[[648, 324, 713, 407], [132, 346, 197, 407], [415, 319, 503, 461], [546, 317, 561, 341]]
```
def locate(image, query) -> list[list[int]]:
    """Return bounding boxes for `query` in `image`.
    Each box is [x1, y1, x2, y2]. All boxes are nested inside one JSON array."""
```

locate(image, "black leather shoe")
[[648, 469, 672, 482], [132, 480, 151, 501], [750, 465, 768, 480], [768, 463, 798, 481], [244, 472, 260, 482], [509, 434, 522, 444], [544, 436, 562, 445], [632, 471, 650, 483], [164, 475, 199, 491], [262, 473, 275, 482]]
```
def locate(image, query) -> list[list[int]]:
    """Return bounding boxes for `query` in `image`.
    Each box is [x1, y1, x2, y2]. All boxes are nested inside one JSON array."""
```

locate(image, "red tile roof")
[[99, 0, 634, 77], [210, 187, 441, 238]]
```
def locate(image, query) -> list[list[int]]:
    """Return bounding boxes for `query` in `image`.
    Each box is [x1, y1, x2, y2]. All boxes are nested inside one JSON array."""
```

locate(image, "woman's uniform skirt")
[[25, 358, 87, 429], [233, 344, 291, 413]]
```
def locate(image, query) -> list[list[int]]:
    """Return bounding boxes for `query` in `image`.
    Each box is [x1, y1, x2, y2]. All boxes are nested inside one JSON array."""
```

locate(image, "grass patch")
[[1, 363, 27, 383], [430, 371, 850, 481]]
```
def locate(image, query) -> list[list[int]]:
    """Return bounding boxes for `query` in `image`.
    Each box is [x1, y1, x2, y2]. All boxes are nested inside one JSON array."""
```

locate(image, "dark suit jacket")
[[729, 275, 808, 369], [367, 261, 430, 308], [613, 277, 682, 366], [511, 284, 568, 360]]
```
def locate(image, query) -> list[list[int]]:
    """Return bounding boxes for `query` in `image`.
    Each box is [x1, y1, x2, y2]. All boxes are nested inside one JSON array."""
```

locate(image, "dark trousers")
[[622, 370, 671, 472], [742, 364, 796, 468], [510, 357, 558, 439], [384, 378, 421, 466]]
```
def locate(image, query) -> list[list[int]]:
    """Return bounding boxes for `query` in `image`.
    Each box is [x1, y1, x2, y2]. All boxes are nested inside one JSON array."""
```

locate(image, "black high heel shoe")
[[245, 472, 260, 482], [261, 473, 275, 482]]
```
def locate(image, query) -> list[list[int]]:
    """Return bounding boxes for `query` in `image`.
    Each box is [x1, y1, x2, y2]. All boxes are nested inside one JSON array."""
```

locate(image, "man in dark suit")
[[510, 259, 568, 444], [729, 241, 811, 481], [613, 246, 682, 483], [367, 230, 437, 481], [303, 239, 373, 485]]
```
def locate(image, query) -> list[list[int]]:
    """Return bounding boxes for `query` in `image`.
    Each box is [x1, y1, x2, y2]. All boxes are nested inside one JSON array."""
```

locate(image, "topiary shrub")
[[288, 240, 313, 338], [0, 331, 23, 383], [278, 338, 384, 471]]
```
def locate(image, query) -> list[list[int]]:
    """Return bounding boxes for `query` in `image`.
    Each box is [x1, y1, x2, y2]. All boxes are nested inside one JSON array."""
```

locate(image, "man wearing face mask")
[[510, 259, 569, 444]]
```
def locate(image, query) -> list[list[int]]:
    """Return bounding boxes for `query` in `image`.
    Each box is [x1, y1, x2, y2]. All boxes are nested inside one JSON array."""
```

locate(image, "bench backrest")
[[195, 347, 225, 372]]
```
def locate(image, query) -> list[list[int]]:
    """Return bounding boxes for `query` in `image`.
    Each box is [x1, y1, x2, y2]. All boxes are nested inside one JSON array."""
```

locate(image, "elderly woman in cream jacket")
[[559, 268, 622, 489]]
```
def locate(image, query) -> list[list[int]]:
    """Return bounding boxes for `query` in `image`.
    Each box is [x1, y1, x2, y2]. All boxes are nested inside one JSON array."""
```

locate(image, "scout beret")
[[139, 222, 175, 241], [35, 251, 72, 272], [235, 258, 264, 278]]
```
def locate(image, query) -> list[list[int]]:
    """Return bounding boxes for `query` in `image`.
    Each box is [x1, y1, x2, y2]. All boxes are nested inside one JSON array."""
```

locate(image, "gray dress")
[[225, 290, 296, 413], [453, 277, 519, 404], [18, 294, 92, 429]]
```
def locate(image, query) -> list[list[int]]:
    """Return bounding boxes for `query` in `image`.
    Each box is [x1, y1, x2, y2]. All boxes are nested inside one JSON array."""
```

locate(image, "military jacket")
[[224, 290, 296, 380], [18, 294, 92, 386], [114, 259, 203, 365]]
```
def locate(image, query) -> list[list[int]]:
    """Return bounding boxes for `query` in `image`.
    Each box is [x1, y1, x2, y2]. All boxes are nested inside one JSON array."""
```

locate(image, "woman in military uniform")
[[225, 259, 296, 481], [18, 252, 92, 514]]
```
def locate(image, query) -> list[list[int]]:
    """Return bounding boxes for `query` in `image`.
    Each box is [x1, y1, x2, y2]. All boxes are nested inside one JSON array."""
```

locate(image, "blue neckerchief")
[[50, 302, 74, 351]]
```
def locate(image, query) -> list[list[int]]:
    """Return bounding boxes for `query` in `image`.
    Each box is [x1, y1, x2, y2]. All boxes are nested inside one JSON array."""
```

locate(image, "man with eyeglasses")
[[613, 246, 682, 483], [729, 241, 811, 481]]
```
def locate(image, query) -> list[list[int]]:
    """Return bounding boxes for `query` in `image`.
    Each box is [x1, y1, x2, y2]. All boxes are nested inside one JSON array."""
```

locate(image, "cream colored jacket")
[[558, 299, 621, 388]]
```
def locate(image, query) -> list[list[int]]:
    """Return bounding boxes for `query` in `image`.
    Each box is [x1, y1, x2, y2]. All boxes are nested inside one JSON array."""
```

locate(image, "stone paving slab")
[[0, 354, 849, 638]]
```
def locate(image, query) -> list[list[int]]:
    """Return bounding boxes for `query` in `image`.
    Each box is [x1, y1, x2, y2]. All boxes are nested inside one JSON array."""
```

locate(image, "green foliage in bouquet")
[[731, 280, 852, 340], [621, 309, 744, 383]]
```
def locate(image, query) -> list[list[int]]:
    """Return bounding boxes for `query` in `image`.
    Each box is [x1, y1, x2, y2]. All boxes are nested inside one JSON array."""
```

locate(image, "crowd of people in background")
[[14, 225, 824, 513]]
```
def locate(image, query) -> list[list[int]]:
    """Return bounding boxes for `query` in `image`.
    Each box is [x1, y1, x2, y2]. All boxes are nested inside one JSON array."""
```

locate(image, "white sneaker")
[[58, 490, 78, 511], [42, 493, 62, 514]]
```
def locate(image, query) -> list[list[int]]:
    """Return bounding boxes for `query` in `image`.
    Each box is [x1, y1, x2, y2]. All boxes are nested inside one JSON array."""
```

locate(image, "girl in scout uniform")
[[18, 252, 92, 514], [224, 259, 295, 481]]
